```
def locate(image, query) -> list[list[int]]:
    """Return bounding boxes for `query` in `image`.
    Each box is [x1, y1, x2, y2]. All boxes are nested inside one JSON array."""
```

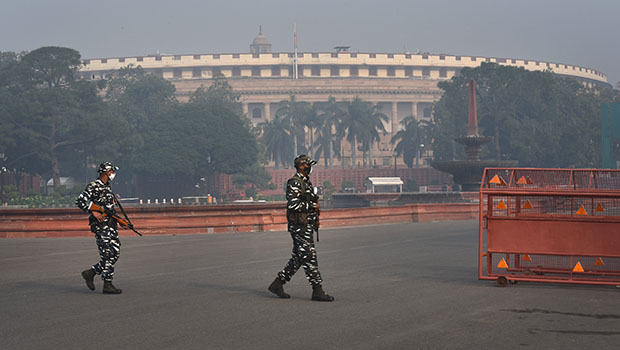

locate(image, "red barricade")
[[478, 168, 620, 287]]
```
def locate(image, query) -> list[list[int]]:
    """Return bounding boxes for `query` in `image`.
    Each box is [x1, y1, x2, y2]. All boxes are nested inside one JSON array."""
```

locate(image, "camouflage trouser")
[[277, 224, 323, 286], [91, 223, 121, 282]]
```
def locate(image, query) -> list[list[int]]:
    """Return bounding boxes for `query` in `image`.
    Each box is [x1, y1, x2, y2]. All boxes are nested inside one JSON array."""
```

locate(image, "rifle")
[[87, 202, 143, 236]]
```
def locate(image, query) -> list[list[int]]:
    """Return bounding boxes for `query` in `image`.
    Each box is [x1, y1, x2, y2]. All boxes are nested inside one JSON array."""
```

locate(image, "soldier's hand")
[[92, 211, 105, 222]]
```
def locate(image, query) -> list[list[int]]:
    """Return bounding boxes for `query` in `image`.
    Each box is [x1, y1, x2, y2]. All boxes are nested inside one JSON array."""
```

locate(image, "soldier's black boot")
[[311, 284, 334, 302], [81, 268, 96, 291], [102, 281, 122, 294], [268, 278, 290, 299]]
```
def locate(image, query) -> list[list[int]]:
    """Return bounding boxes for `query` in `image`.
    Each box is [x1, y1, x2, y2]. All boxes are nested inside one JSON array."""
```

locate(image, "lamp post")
[[394, 153, 397, 177], [419, 144, 425, 167]]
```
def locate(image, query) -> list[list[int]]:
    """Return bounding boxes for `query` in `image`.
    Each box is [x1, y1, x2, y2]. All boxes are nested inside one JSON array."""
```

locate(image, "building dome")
[[250, 26, 272, 54], [252, 33, 269, 46]]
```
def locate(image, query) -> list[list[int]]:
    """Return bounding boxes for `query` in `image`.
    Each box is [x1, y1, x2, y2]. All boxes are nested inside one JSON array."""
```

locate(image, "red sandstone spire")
[[468, 80, 478, 137]]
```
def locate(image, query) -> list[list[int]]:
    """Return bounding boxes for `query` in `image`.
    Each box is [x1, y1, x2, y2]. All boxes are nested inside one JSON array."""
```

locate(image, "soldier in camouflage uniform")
[[268, 155, 334, 302], [76, 162, 123, 294]]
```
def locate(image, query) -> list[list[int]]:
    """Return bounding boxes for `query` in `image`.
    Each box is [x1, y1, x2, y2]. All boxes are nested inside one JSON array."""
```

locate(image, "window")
[[470, 57, 476, 62], [232, 54, 240, 59], [119, 58, 125, 63], [523, 60, 528, 65], [369, 67, 377, 76], [272, 53, 280, 58], [311, 66, 320, 76], [331, 53, 338, 58], [439, 55, 445, 60], [288, 67, 294, 76], [173, 69, 182, 78], [213, 54, 220, 59], [422, 54, 428, 59], [137, 57, 143, 62], [252, 108, 262, 119], [383, 157, 392, 166], [387, 67, 395, 76], [194, 55, 201, 60], [272, 66, 280, 76], [511, 59, 516, 64], [331, 66, 339, 76], [424, 107, 431, 118], [369, 53, 376, 58], [232, 67, 241, 76], [405, 67, 413, 76], [388, 53, 394, 58], [174, 55, 181, 60], [288, 53, 294, 58], [422, 68, 430, 76], [253, 53, 259, 58], [101, 59, 107, 64], [155, 56, 162, 61], [439, 68, 447, 78], [455, 56, 461, 61], [496, 58, 506, 63], [192, 68, 201, 78], [535, 61, 540, 66], [212, 67, 221, 77], [350, 66, 359, 76], [350, 53, 357, 58], [312, 53, 319, 58], [405, 54, 411, 59], [83, 59, 90, 64], [252, 67, 260, 76]]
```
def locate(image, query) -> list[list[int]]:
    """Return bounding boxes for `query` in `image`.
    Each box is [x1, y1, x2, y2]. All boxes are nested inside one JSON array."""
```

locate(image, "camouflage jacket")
[[75, 178, 117, 225], [286, 172, 319, 226]]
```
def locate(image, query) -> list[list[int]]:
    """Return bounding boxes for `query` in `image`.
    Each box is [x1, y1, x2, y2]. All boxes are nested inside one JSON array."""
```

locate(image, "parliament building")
[[79, 30, 609, 169]]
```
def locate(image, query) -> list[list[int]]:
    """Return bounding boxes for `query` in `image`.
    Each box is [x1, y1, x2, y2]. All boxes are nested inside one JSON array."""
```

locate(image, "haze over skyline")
[[1, 0, 618, 86]]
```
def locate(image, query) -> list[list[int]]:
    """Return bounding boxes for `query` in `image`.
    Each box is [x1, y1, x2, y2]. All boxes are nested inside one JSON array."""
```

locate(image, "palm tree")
[[260, 115, 292, 169], [315, 96, 345, 168], [360, 103, 388, 168], [276, 95, 310, 157], [339, 98, 371, 168], [391, 116, 432, 168], [303, 103, 322, 159]]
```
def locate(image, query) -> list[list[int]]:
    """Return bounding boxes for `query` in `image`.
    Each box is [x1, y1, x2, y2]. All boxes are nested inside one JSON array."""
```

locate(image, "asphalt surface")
[[1, 220, 619, 350]]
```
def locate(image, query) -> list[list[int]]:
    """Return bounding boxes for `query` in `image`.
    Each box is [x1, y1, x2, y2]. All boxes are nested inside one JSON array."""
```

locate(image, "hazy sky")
[[1, 0, 619, 86]]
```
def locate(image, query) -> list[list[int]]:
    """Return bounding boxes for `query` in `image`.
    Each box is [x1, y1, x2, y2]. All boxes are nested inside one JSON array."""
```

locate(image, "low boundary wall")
[[0, 203, 478, 238]]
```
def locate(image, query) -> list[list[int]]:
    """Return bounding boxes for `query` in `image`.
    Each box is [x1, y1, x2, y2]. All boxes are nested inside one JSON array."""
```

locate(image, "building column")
[[391, 102, 398, 135], [242, 103, 249, 117], [264, 103, 271, 121], [412, 102, 418, 121]]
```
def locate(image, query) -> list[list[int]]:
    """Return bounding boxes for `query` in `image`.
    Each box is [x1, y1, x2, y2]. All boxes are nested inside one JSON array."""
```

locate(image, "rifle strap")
[[112, 192, 132, 226]]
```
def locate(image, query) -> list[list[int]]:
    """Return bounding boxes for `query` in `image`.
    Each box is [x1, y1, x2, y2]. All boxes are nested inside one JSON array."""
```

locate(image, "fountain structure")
[[432, 80, 517, 191]]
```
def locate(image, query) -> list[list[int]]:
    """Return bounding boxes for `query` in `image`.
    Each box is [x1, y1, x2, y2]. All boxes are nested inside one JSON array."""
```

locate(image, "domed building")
[[79, 31, 610, 169], [250, 26, 272, 54]]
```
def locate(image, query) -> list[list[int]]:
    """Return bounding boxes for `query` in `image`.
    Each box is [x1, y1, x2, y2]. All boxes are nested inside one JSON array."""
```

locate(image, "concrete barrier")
[[0, 202, 478, 238]]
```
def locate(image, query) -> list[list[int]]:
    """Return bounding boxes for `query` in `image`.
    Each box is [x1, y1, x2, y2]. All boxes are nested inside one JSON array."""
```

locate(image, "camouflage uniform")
[[277, 171, 323, 286], [76, 171, 120, 282]]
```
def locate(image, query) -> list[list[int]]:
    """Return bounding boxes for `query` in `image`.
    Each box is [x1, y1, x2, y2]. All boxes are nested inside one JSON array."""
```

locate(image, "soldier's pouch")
[[287, 210, 308, 225]]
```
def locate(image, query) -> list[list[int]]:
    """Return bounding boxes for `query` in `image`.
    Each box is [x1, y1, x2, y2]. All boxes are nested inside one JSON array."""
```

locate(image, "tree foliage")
[[432, 62, 618, 167], [0, 48, 261, 197]]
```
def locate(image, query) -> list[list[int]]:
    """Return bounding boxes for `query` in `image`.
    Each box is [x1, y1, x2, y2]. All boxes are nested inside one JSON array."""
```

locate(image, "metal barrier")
[[478, 168, 620, 287]]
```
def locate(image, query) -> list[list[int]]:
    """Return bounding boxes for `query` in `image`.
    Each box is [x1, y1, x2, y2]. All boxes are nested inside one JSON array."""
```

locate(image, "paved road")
[[1, 221, 619, 350]]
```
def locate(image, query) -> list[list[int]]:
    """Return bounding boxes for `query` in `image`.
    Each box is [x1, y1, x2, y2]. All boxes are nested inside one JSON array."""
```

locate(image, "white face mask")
[[109, 173, 116, 181]]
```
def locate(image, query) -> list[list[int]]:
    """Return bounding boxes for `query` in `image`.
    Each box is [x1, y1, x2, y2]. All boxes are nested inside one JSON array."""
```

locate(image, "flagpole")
[[294, 23, 298, 80]]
